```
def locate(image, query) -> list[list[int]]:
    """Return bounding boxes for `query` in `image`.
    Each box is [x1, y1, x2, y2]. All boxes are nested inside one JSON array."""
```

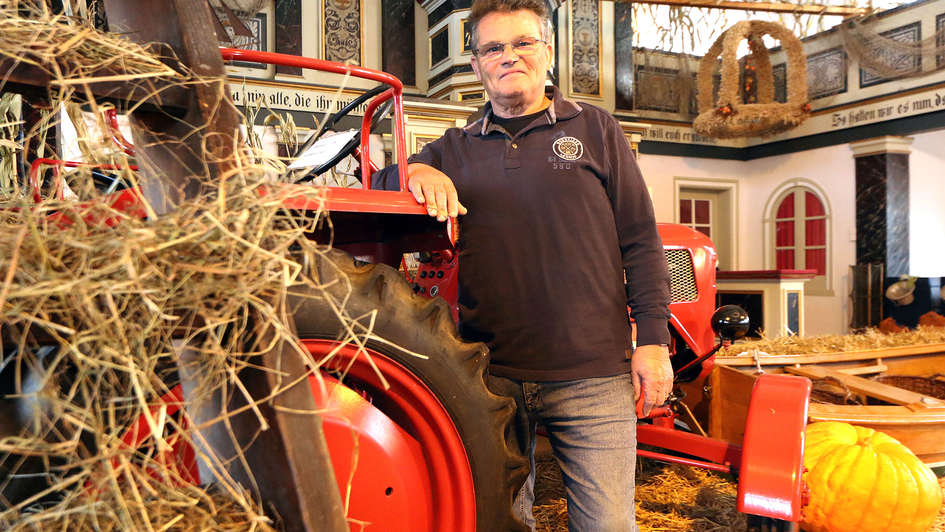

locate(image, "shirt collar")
[[464, 86, 582, 137]]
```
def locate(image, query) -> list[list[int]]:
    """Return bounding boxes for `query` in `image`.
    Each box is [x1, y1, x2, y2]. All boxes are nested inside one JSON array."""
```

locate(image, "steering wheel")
[[293, 84, 393, 182]]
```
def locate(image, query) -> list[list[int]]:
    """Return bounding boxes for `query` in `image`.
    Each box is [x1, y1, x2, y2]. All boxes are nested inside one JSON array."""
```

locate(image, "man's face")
[[470, 9, 552, 115]]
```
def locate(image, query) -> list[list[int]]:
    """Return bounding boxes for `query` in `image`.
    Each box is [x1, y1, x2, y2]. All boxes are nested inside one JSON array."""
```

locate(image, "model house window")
[[679, 197, 712, 238], [774, 189, 827, 275], [676, 183, 736, 271]]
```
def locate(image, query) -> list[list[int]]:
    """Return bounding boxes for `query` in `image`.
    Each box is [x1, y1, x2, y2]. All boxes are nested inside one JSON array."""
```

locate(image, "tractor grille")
[[665, 249, 698, 302]]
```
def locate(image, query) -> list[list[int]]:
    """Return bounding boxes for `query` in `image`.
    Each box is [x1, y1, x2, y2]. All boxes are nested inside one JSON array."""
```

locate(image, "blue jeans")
[[487, 373, 639, 532]]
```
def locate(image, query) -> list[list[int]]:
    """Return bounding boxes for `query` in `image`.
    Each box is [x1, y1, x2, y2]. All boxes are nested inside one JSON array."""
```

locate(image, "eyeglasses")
[[474, 37, 547, 61]]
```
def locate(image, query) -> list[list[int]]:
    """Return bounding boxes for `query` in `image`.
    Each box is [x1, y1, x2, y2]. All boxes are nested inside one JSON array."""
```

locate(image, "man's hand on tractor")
[[631, 344, 673, 417], [407, 163, 468, 222]]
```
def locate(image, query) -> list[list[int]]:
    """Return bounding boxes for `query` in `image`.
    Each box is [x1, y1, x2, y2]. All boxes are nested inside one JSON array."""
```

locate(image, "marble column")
[[850, 136, 913, 277], [614, 1, 633, 109], [850, 136, 918, 328], [275, 0, 302, 75], [382, 0, 416, 86]]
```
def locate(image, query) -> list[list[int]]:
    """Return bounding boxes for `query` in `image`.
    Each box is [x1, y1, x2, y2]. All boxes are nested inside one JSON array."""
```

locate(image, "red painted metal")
[[359, 88, 394, 188], [716, 269, 818, 280], [414, 250, 460, 321], [303, 339, 475, 532], [104, 108, 136, 156], [635, 449, 733, 474], [29, 46, 810, 527], [275, 185, 428, 215], [118, 338, 475, 530], [650, 409, 676, 428], [29, 158, 139, 202], [118, 385, 198, 485], [737, 373, 812, 522], [27, 159, 147, 227], [352, 146, 380, 182], [656, 223, 719, 380], [312, 376, 433, 532], [637, 424, 742, 469]]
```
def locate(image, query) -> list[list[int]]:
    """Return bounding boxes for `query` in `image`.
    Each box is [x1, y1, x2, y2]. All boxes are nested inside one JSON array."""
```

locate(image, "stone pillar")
[[569, 0, 601, 97], [323, 0, 363, 65], [614, 1, 633, 110], [382, 0, 416, 86], [850, 136, 913, 277], [850, 136, 925, 328], [274, 0, 302, 75]]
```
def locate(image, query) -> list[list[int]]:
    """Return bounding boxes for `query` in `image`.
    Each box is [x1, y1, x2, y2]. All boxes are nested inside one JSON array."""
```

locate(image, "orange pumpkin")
[[801, 421, 942, 532]]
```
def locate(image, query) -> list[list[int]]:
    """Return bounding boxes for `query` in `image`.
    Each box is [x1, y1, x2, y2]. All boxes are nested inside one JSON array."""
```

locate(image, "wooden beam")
[[100, 2, 347, 529], [104, 0, 242, 214], [610, 0, 870, 17], [785, 364, 945, 407], [177, 313, 348, 532], [0, 58, 190, 111], [835, 363, 888, 376], [715, 343, 945, 367]]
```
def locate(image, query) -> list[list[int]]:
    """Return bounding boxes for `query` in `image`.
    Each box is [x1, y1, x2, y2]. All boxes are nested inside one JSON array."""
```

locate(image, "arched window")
[[766, 182, 831, 295], [775, 190, 826, 274]]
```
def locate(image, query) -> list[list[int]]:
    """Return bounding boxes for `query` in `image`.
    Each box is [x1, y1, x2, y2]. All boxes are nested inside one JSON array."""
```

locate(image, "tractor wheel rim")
[[302, 339, 476, 532]]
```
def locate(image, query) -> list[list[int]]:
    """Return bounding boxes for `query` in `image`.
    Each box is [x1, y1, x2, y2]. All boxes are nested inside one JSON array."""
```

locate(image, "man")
[[379, 1, 672, 529]]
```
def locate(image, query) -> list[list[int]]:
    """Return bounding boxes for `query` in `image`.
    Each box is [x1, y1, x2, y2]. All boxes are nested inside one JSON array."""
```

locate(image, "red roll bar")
[[219, 48, 409, 192]]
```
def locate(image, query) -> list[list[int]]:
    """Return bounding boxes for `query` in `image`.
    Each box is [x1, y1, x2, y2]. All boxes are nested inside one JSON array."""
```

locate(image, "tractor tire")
[[746, 515, 799, 532], [292, 248, 529, 532], [0, 345, 82, 508]]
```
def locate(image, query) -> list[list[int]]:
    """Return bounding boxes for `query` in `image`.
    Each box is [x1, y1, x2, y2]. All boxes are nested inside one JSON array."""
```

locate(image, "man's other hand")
[[631, 344, 673, 417], [407, 163, 468, 221]]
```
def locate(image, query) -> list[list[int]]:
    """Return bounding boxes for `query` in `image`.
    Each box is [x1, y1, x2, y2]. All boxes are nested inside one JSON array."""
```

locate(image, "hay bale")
[[534, 452, 747, 531], [537, 458, 945, 531], [0, 3, 180, 86], [0, 167, 339, 528], [720, 326, 945, 357], [0, 8, 357, 528]]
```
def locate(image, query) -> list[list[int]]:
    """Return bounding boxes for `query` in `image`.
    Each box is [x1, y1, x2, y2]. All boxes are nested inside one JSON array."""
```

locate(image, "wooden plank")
[[611, 0, 869, 16], [97, 2, 345, 529], [715, 343, 945, 367], [104, 0, 241, 214], [785, 364, 944, 406], [177, 316, 348, 532], [883, 354, 945, 377], [0, 57, 189, 111], [809, 403, 945, 467], [835, 363, 888, 376], [809, 403, 945, 424], [708, 367, 723, 441], [708, 365, 757, 445]]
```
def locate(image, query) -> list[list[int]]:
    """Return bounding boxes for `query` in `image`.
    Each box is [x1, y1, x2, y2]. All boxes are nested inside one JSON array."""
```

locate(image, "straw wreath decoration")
[[694, 20, 811, 139]]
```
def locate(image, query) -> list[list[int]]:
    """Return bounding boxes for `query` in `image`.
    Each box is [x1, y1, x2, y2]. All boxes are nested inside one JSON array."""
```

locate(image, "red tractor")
[[0, 38, 811, 531]]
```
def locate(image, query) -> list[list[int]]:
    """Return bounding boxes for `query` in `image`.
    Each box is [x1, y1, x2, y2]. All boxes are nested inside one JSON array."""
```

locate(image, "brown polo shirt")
[[377, 87, 670, 381]]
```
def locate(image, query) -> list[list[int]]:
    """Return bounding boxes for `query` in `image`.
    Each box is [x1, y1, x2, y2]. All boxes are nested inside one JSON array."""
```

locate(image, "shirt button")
[[511, 143, 518, 149]]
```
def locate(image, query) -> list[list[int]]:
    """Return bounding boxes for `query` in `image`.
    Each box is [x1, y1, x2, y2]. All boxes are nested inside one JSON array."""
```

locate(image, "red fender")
[[737, 373, 812, 521], [312, 375, 434, 531]]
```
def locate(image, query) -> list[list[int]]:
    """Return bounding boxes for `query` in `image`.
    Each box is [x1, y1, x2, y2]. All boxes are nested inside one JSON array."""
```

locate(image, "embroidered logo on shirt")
[[552, 136, 583, 161]]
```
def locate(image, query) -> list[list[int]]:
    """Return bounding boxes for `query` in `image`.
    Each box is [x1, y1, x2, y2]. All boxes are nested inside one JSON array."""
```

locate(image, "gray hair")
[[467, 0, 554, 52]]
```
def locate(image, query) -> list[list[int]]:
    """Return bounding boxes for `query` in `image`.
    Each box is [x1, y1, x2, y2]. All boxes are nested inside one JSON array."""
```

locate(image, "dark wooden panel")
[[0, 57, 190, 112]]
